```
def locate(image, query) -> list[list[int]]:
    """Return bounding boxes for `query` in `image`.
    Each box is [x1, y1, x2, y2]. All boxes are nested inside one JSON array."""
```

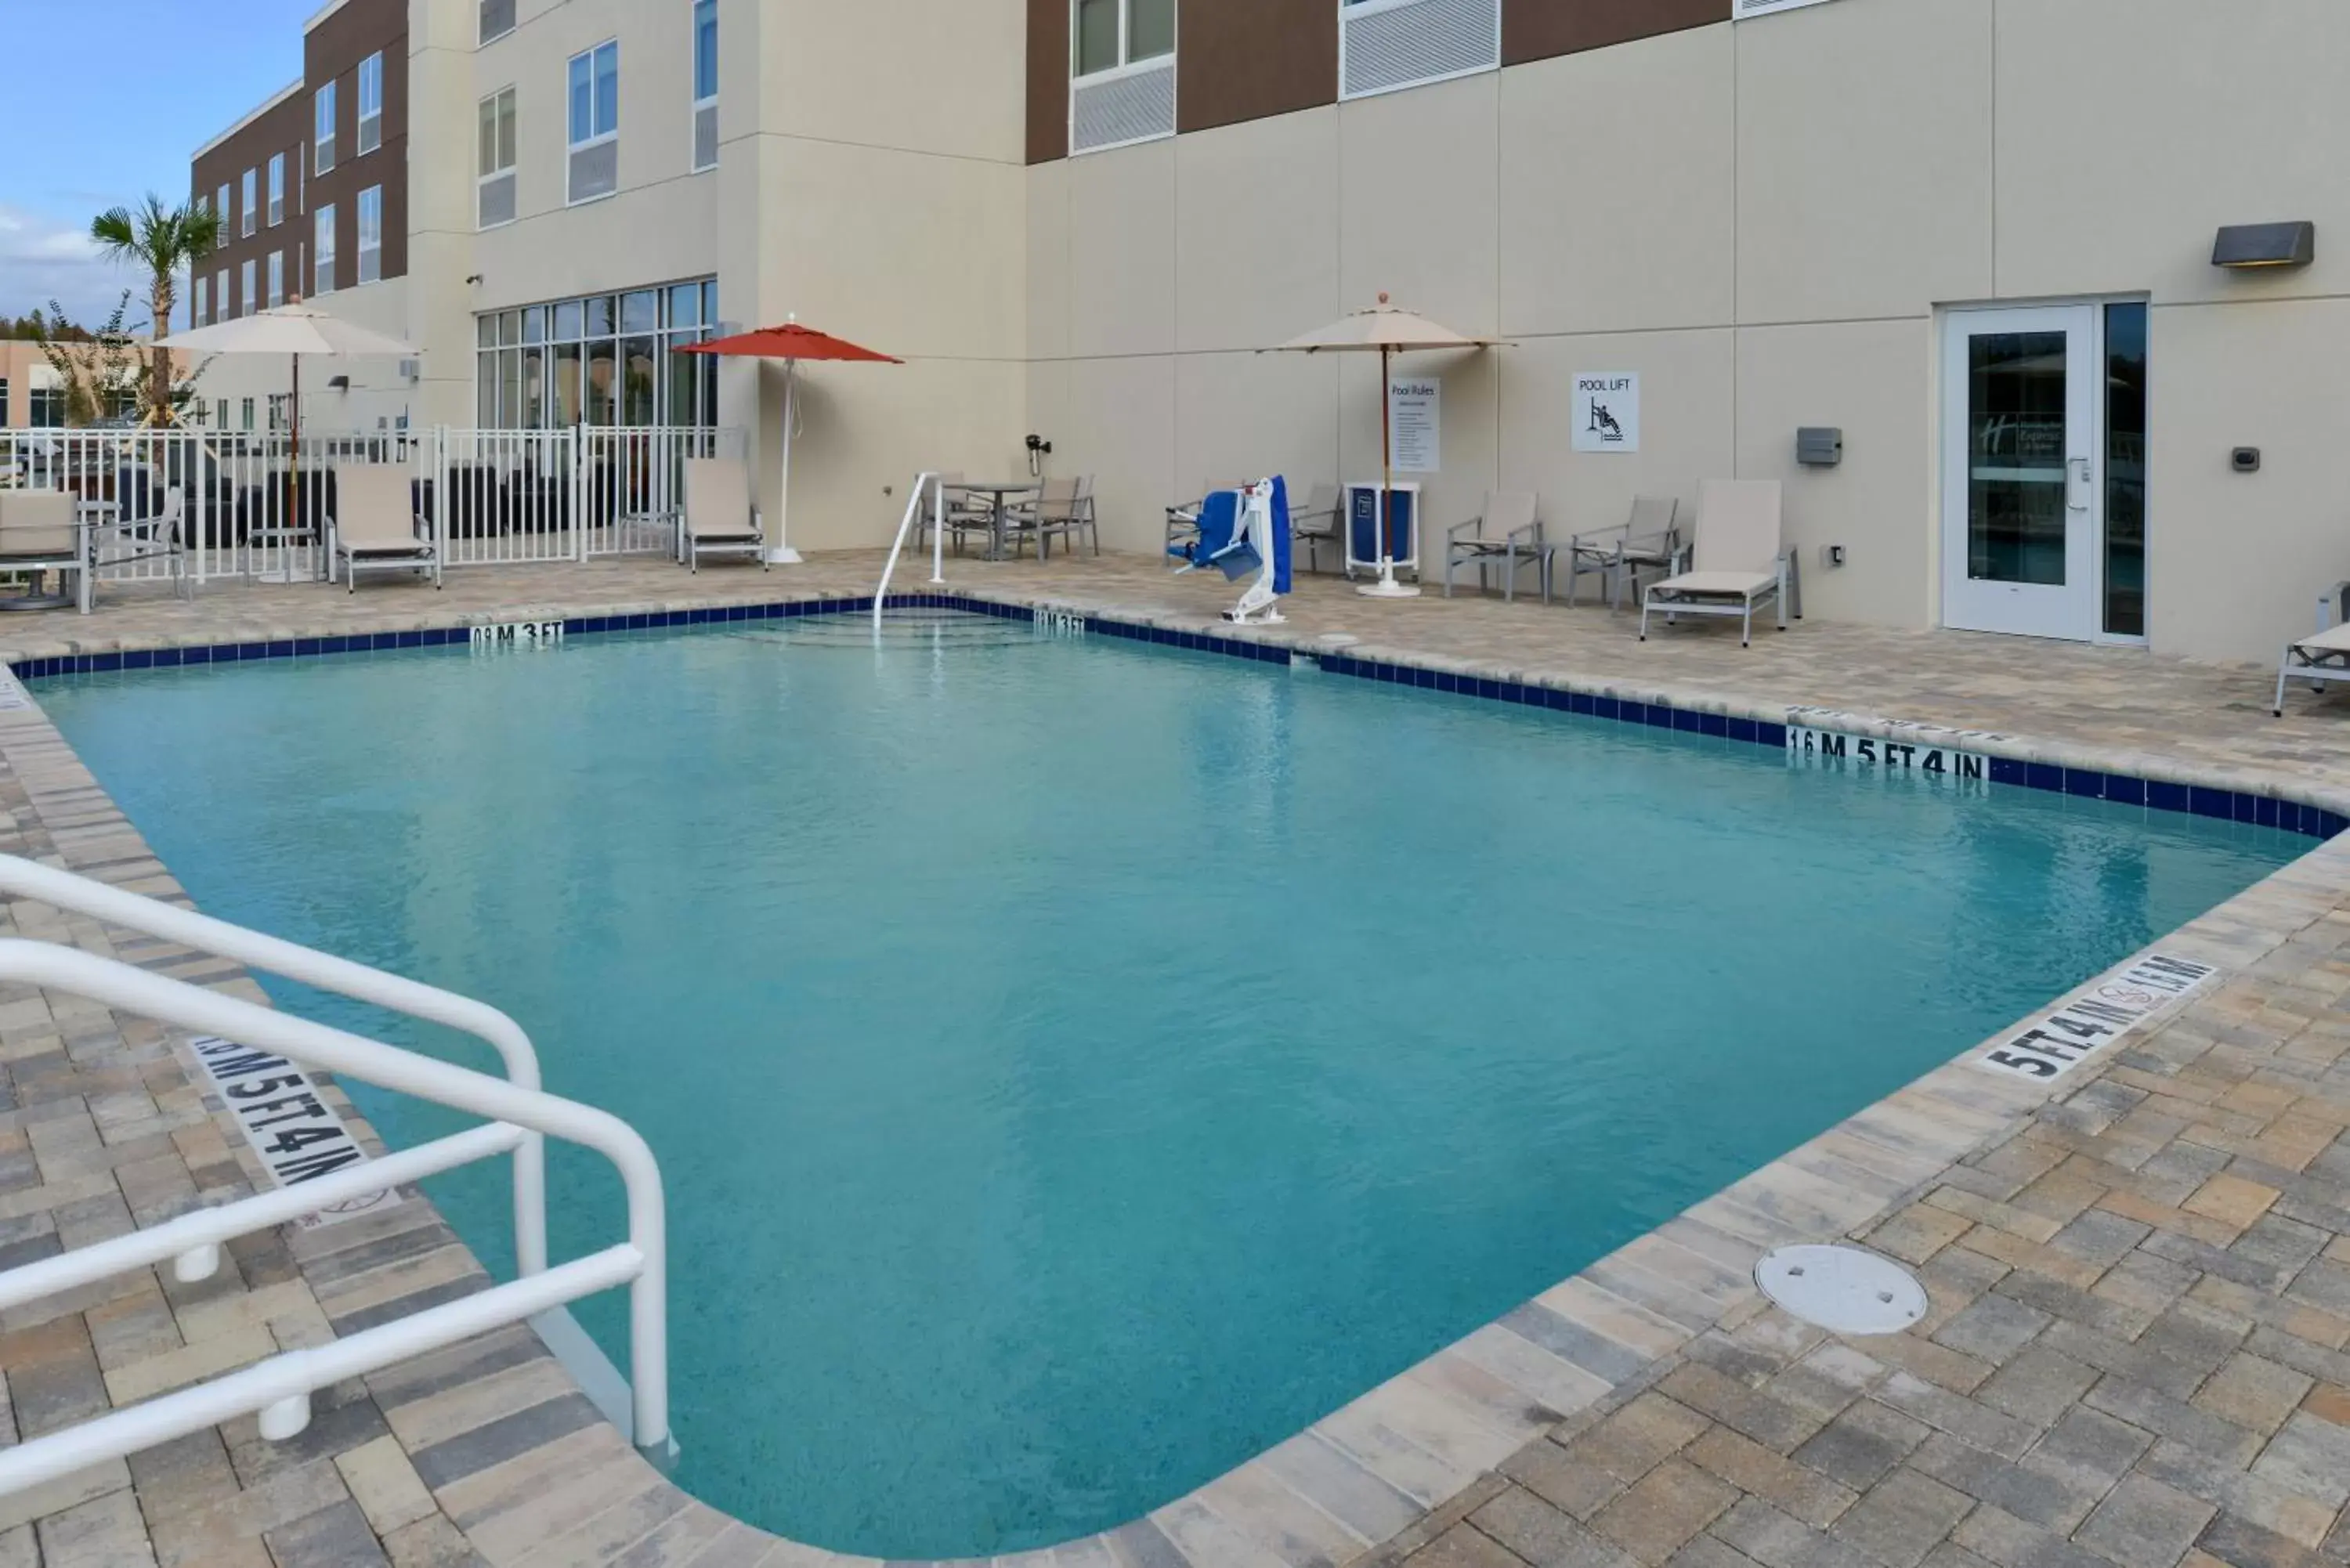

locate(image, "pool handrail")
[[874, 469, 946, 629], [0, 853, 550, 1279], [0, 938, 669, 1492]]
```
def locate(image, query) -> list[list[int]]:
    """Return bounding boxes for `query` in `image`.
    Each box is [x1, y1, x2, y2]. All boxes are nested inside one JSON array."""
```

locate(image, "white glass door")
[[1941, 305, 2100, 640]]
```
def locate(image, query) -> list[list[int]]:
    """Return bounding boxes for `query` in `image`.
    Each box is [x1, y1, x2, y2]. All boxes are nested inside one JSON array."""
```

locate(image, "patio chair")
[[330, 465, 441, 593], [678, 457, 767, 573], [0, 490, 85, 611], [1290, 483, 1341, 573], [1443, 492, 1542, 600], [91, 483, 191, 602], [2272, 580, 2350, 716], [1548, 496, 1683, 609], [1032, 475, 1096, 560], [1639, 480, 1799, 647]]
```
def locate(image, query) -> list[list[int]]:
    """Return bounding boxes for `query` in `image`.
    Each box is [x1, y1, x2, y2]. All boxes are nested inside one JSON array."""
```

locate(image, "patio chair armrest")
[[2320, 580, 2350, 630], [1506, 522, 1542, 547], [1448, 517, 1487, 544], [1567, 522, 1630, 551]]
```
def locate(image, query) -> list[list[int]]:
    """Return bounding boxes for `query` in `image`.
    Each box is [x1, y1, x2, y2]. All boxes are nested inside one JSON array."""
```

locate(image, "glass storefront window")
[[477, 277, 718, 428], [2104, 302, 2148, 639]]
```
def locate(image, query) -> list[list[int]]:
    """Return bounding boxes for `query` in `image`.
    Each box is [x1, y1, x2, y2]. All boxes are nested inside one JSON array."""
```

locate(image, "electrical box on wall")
[[1797, 428, 1843, 467], [2232, 447, 2262, 474]]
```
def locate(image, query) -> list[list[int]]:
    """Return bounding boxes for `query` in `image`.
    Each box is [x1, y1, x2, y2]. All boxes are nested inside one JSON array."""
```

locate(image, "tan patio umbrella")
[[156, 299, 419, 552], [1266, 294, 1499, 598]]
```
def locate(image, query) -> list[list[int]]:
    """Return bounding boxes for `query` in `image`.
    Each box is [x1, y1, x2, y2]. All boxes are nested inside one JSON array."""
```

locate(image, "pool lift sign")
[[186, 1035, 401, 1230], [1972, 952, 2219, 1083]]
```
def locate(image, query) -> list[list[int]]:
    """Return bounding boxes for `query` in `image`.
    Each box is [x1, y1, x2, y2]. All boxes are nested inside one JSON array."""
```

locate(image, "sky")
[[0, 0, 320, 330]]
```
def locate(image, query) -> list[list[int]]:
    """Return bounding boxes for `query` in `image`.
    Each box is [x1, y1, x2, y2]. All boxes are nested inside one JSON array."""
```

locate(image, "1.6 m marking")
[[1787, 725, 1989, 784]]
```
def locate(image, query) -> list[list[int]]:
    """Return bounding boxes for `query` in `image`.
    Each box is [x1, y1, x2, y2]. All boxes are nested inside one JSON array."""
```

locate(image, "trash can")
[[1344, 481, 1419, 580]]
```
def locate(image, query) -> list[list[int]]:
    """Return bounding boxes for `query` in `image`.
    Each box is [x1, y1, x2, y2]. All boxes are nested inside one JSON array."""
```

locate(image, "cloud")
[[0, 205, 140, 328]]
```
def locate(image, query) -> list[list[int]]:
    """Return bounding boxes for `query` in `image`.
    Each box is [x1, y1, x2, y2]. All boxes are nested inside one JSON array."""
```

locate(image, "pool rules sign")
[[1572, 374, 1639, 453]]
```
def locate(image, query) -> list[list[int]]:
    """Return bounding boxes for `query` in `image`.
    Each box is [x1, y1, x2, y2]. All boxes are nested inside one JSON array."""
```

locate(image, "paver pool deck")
[[0, 552, 2345, 1567]]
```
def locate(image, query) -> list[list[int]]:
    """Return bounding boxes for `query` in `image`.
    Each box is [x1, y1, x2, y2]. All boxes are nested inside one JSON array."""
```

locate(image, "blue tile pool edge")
[[10, 591, 2340, 843]]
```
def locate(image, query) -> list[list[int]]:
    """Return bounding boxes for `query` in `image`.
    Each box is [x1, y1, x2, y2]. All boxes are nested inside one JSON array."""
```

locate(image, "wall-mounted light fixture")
[[2213, 222, 2315, 270], [326, 374, 351, 392]]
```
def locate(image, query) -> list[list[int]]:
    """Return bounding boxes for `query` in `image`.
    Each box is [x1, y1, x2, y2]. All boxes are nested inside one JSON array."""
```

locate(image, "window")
[[692, 0, 718, 170], [215, 183, 230, 226], [193, 276, 208, 326], [315, 204, 337, 294], [357, 52, 383, 154], [240, 258, 256, 317], [476, 278, 717, 429], [478, 86, 517, 228], [215, 269, 228, 320], [268, 251, 285, 308], [2105, 302, 2149, 640], [357, 188, 382, 284], [1339, 0, 1501, 100], [268, 153, 286, 226], [240, 168, 258, 237], [315, 81, 338, 172], [0, 381, 8, 428], [31, 386, 64, 428], [479, 0, 515, 45], [240, 397, 255, 432], [1073, 0, 1173, 77], [566, 41, 620, 204]]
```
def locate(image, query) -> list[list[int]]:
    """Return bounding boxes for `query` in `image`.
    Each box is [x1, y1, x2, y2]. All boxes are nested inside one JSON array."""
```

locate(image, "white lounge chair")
[[0, 490, 85, 612], [1640, 480, 1798, 648], [1444, 492, 1543, 601], [331, 466, 439, 593], [679, 458, 767, 573], [2272, 581, 2350, 716]]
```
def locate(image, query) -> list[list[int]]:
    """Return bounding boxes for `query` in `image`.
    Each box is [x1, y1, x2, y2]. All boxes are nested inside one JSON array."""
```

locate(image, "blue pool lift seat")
[[1169, 478, 1292, 624]]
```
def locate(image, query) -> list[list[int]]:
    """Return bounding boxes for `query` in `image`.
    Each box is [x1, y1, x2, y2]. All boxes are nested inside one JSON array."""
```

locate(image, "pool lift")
[[1170, 476, 1292, 625]]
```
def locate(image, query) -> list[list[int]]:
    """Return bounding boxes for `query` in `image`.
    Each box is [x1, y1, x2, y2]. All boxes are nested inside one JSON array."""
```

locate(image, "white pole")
[[930, 470, 945, 583], [768, 359, 803, 565]]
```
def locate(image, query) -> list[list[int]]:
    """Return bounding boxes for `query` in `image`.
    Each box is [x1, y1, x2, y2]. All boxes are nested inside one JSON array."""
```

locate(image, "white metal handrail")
[[0, 854, 549, 1279], [0, 940, 668, 1491], [873, 470, 946, 630]]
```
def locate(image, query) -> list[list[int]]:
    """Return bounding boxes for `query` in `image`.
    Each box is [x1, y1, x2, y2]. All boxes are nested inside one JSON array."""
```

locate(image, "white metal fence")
[[0, 425, 746, 587]]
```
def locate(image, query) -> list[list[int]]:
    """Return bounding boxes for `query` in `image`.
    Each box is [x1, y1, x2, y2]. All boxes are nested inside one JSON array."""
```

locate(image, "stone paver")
[[0, 550, 2339, 1565]]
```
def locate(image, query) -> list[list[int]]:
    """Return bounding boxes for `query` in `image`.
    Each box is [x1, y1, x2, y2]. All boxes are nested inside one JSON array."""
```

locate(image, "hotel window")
[[357, 187, 382, 284], [215, 183, 230, 226], [357, 52, 383, 154], [240, 258, 256, 317], [240, 397, 255, 432], [267, 251, 285, 307], [267, 154, 285, 226], [1338, 0, 1501, 101], [215, 268, 228, 320], [566, 41, 620, 204], [31, 386, 64, 428], [479, 0, 515, 45], [478, 86, 517, 229], [315, 204, 337, 294], [475, 279, 718, 428], [0, 381, 9, 428], [240, 168, 258, 237], [691, 0, 718, 171], [1069, 0, 1175, 154], [316, 80, 338, 172], [193, 276, 208, 326]]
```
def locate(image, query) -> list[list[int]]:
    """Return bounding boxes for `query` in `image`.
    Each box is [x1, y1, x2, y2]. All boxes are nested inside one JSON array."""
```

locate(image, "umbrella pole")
[[1358, 339, 1420, 598], [768, 359, 803, 565]]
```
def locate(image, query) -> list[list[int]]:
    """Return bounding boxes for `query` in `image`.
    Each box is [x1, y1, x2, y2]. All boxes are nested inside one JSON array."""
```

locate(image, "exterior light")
[[2212, 222, 2315, 269]]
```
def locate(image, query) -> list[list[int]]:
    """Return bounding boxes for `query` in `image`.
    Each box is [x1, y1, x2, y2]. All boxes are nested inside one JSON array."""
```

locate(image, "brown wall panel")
[[1177, 0, 1337, 135], [1028, 0, 1069, 163], [306, 0, 408, 288], [1503, 0, 1727, 67], [191, 92, 308, 317]]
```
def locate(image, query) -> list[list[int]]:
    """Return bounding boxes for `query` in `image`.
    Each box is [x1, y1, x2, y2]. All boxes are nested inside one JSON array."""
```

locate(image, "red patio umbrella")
[[683, 317, 902, 563]]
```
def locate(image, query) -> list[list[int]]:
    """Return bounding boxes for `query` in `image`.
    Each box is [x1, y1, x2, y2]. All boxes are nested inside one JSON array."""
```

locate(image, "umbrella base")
[[1357, 576, 1422, 600], [764, 547, 804, 565]]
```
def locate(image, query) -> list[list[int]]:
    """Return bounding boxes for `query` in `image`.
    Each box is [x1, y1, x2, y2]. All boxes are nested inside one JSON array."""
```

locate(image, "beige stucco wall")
[[1035, 0, 2350, 663]]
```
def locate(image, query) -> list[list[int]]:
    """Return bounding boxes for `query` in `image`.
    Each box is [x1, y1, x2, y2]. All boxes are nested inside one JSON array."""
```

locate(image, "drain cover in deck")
[[1754, 1245, 1927, 1335]]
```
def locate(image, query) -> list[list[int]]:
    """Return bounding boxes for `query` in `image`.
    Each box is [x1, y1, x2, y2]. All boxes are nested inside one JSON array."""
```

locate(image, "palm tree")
[[89, 194, 222, 427]]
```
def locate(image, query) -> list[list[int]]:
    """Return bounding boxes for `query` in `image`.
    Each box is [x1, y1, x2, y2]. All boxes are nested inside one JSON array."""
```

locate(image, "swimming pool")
[[33, 612, 2301, 1556]]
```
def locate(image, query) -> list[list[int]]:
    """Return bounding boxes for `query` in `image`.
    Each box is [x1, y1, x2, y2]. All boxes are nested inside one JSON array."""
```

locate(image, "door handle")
[[2067, 457, 2092, 512]]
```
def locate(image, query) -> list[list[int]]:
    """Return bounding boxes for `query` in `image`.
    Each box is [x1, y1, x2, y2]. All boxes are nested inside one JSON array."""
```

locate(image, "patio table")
[[945, 481, 1041, 561]]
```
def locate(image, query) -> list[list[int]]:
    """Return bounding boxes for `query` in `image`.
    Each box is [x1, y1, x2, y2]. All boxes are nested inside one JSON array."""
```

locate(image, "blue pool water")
[[33, 614, 2299, 1555]]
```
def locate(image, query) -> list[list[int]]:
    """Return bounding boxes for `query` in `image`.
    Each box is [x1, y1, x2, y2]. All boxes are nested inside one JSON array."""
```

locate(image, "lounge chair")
[[331, 465, 440, 592], [1444, 492, 1542, 600], [1547, 496, 1681, 609], [0, 490, 85, 612], [1639, 480, 1799, 647], [678, 457, 766, 573], [2272, 580, 2350, 716], [1289, 483, 1341, 573]]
